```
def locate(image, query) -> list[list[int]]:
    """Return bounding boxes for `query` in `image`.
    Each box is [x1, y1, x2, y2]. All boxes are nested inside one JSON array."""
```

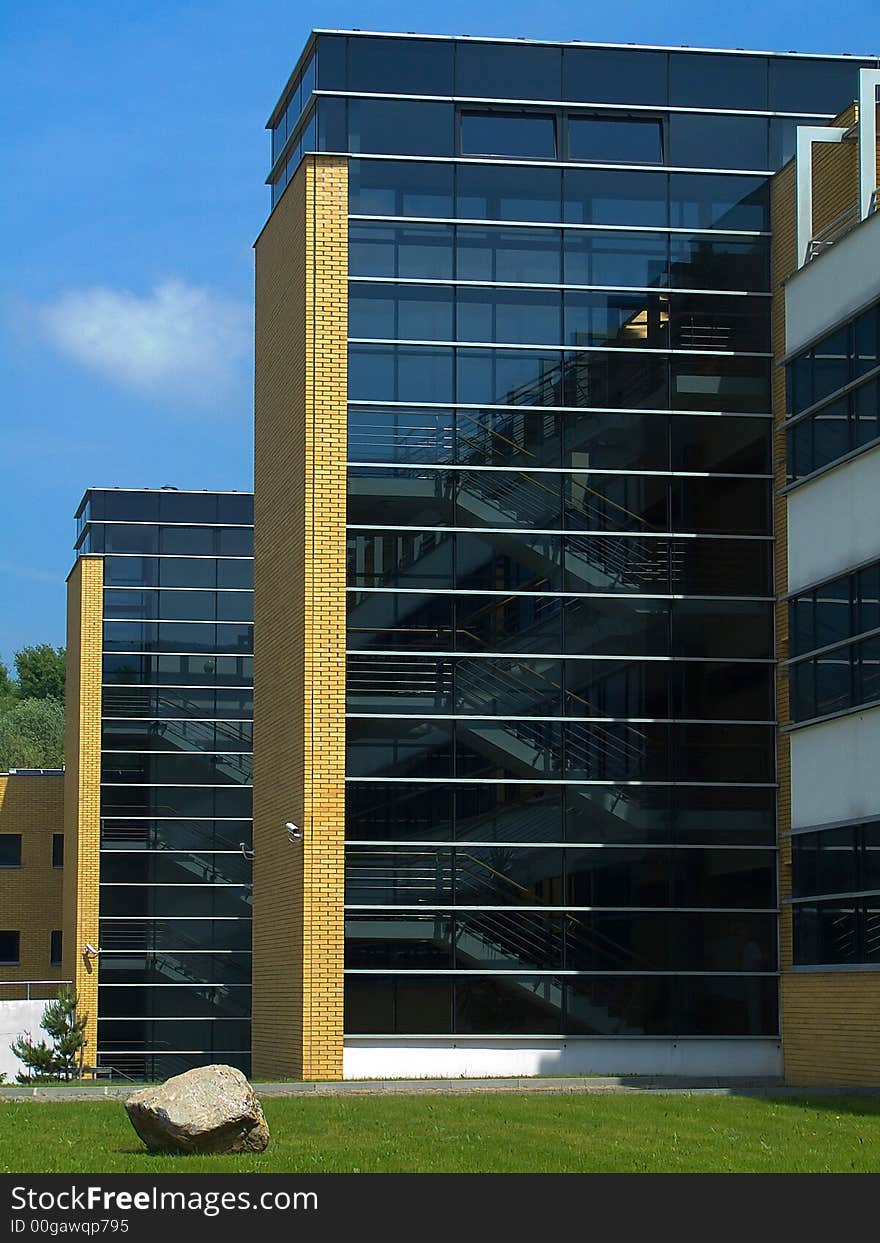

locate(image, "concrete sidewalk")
[[1, 1074, 877, 1101]]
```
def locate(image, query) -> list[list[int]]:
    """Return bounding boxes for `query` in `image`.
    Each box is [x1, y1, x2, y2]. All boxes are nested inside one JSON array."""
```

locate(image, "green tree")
[[0, 659, 14, 707], [0, 696, 65, 770], [11, 987, 88, 1082], [14, 644, 66, 701]]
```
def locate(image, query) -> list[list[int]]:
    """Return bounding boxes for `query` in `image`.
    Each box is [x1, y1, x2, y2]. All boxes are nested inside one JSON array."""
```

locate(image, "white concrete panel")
[[344, 1038, 781, 1080], [785, 207, 880, 357], [0, 1000, 46, 1083], [791, 704, 880, 829], [787, 443, 880, 592]]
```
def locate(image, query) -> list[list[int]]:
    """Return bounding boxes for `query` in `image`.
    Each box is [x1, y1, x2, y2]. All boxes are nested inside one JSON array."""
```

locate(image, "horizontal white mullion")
[[338, 150, 774, 176], [349, 336, 772, 358], [100, 882, 250, 888], [101, 845, 249, 855], [345, 586, 774, 601], [106, 586, 254, 593], [343, 968, 778, 977], [100, 552, 252, 560], [348, 461, 772, 479], [345, 713, 776, 725], [102, 750, 250, 756], [345, 840, 777, 851], [100, 783, 252, 789], [105, 619, 253, 626], [100, 815, 250, 822], [345, 648, 773, 663], [103, 717, 251, 723], [99, 982, 250, 987], [345, 776, 776, 787], [344, 904, 776, 914], [102, 652, 252, 659], [347, 522, 772, 539], [348, 275, 771, 297], [350, 211, 770, 239], [98, 1017, 246, 1022], [99, 916, 249, 921], [348, 398, 772, 417], [102, 684, 251, 691], [84, 520, 252, 529], [327, 86, 833, 121]]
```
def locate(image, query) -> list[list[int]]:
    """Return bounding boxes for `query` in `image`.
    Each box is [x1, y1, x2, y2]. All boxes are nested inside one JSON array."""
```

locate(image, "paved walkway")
[[2, 1075, 878, 1101]]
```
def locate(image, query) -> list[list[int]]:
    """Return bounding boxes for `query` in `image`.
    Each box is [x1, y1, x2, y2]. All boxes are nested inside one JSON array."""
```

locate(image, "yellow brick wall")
[[773, 110, 880, 1086], [810, 103, 859, 237], [782, 974, 880, 1087], [252, 155, 348, 1080], [63, 555, 104, 1061], [0, 773, 65, 992]]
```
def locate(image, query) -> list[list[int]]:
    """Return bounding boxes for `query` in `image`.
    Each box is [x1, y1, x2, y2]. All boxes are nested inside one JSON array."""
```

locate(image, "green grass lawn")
[[1, 1094, 880, 1173]]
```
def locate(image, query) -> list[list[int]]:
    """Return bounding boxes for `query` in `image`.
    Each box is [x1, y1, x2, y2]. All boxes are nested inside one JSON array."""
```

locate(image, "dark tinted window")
[[52, 834, 64, 868], [568, 116, 663, 164], [460, 111, 557, 160], [50, 930, 63, 964], [562, 47, 668, 106], [669, 174, 769, 231], [349, 160, 454, 217], [457, 164, 562, 222], [0, 836, 21, 867], [315, 34, 346, 89], [347, 35, 453, 94], [349, 100, 454, 156], [769, 57, 862, 113], [668, 115, 769, 170], [668, 52, 768, 110], [0, 931, 19, 963], [563, 168, 668, 226], [349, 222, 454, 280], [455, 42, 562, 100]]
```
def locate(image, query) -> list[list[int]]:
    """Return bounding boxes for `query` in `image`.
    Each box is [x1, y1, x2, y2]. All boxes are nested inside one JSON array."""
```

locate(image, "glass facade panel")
[[77, 489, 253, 1079]]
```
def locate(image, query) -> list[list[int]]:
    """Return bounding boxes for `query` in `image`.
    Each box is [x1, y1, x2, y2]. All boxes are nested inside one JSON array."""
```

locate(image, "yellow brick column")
[[252, 155, 348, 1080], [63, 555, 104, 1062]]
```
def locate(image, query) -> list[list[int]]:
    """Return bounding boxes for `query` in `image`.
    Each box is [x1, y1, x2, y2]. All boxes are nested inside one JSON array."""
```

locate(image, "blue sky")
[[1, 0, 878, 666]]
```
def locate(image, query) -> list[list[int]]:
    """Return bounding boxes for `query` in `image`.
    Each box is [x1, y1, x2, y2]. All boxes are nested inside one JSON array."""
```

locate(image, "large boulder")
[[125, 1064, 269, 1154]]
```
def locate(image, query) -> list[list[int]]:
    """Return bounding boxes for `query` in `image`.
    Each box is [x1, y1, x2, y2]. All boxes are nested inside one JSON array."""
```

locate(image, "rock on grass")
[[125, 1064, 269, 1154]]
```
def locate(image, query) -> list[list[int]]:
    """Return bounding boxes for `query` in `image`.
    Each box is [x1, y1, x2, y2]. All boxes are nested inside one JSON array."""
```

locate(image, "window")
[[0, 835, 21, 868], [52, 834, 64, 869], [0, 931, 20, 964], [562, 47, 668, 106], [348, 100, 454, 157], [455, 41, 561, 101], [568, 116, 663, 164], [668, 52, 768, 111], [50, 930, 63, 966], [460, 111, 557, 160], [667, 115, 769, 171]]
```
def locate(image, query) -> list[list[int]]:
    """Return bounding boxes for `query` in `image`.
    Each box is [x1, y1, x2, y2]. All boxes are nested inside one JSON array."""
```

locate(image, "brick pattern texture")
[[0, 773, 65, 989], [63, 555, 104, 1058], [773, 106, 880, 1085], [252, 156, 348, 1080]]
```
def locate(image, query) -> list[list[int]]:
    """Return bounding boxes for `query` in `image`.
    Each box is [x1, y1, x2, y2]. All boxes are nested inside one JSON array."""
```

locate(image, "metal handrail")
[[0, 980, 71, 1001]]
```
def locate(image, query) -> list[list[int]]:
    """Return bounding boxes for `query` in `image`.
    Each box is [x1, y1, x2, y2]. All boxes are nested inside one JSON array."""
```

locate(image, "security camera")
[[285, 822, 303, 842], [83, 944, 99, 957]]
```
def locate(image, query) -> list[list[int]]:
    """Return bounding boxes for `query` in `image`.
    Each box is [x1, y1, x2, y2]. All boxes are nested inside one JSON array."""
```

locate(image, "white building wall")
[[790, 704, 880, 830], [0, 1000, 46, 1083], [785, 207, 880, 356], [344, 1038, 781, 1080], [787, 444, 880, 593]]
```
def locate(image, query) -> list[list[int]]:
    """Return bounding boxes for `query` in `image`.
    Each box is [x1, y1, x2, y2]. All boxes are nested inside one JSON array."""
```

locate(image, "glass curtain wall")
[[268, 35, 877, 1042], [75, 489, 253, 1079]]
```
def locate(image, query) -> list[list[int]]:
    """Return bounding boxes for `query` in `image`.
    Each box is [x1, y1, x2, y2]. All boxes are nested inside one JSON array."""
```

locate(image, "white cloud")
[[40, 279, 251, 405]]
